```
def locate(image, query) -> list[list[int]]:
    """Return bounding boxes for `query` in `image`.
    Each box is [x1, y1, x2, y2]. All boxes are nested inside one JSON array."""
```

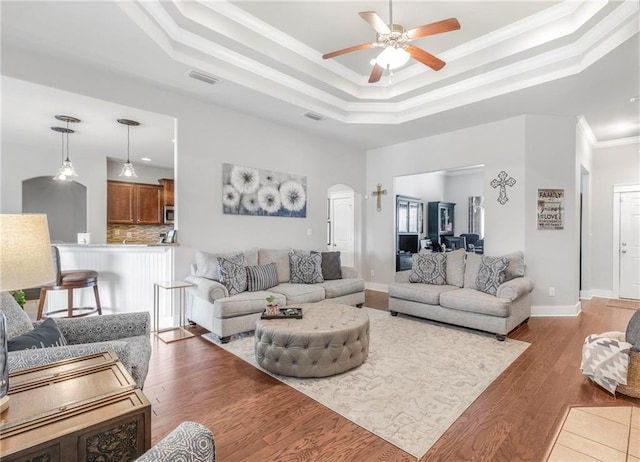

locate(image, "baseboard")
[[365, 282, 389, 293], [531, 302, 581, 317], [579, 290, 592, 300], [588, 289, 615, 300]]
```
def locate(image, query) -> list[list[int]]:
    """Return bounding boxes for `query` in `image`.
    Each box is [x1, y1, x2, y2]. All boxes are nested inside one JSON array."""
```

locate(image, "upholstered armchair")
[[135, 421, 216, 462], [1, 292, 152, 388]]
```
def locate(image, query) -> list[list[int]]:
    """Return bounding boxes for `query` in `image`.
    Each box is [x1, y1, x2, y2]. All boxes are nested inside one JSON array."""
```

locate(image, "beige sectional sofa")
[[388, 249, 533, 340], [185, 248, 365, 342]]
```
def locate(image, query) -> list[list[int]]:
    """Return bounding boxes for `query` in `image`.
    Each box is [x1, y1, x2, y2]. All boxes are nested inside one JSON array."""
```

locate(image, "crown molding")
[[118, 0, 639, 125]]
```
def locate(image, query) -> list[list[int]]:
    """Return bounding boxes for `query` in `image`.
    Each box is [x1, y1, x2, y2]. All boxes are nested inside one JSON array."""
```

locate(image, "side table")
[[0, 352, 151, 461], [153, 280, 196, 343]]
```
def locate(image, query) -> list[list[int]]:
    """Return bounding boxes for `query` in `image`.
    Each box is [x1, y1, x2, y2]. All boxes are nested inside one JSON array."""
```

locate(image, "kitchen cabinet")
[[107, 181, 162, 224], [158, 178, 174, 206]]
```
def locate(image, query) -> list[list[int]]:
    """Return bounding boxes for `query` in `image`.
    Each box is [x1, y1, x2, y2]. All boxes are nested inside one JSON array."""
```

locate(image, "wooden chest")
[[0, 352, 151, 461]]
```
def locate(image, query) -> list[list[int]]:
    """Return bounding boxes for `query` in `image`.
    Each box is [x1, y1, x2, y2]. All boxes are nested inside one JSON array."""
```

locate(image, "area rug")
[[203, 308, 530, 459], [606, 299, 640, 310]]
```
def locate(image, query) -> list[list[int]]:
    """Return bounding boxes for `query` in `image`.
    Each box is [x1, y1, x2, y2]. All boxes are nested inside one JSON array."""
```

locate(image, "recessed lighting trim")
[[630, 96, 639, 103], [141, 157, 152, 162]]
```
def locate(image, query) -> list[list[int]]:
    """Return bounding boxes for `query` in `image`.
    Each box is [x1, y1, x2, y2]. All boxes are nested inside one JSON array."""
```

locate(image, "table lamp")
[[0, 214, 55, 413]]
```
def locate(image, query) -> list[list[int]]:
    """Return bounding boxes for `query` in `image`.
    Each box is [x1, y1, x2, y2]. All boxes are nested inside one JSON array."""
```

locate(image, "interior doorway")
[[613, 185, 640, 300], [328, 185, 355, 268]]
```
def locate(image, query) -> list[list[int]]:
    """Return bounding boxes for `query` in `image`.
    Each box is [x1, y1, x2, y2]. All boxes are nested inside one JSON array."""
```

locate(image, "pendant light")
[[118, 119, 139, 178], [52, 115, 80, 179]]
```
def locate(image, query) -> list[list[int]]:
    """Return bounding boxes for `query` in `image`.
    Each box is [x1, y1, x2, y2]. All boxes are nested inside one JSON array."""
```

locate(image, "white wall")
[[590, 142, 640, 295], [1, 47, 366, 282], [444, 171, 484, 234], [106, 159, 173, 184], [524, 115, 580, 312], [366, 116, 527, 290]]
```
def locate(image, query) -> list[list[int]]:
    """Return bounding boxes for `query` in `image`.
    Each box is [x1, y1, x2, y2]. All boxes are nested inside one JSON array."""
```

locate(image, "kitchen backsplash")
[[107, 224, 174, 244]]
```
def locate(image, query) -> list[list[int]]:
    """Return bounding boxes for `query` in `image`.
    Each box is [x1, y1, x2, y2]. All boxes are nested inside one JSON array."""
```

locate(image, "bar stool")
[[37, 245, 102, 320]]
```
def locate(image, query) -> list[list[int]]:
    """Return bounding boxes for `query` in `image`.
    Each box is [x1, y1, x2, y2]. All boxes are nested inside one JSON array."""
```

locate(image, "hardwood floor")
[[144, 292, 638, 461]]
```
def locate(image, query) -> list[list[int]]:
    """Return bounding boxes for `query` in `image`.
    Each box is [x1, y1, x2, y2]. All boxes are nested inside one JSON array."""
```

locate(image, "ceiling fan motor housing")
[[378, 24, 408, 47]]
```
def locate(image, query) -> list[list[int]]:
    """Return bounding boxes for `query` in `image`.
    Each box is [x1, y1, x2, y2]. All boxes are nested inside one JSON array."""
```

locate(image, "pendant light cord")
[[127, 125, 131, 163], [65, 119, 70, 162]]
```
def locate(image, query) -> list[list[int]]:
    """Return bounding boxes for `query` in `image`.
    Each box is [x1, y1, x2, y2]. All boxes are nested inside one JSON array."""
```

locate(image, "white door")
[[331, 193, 354, 268], [620, 191, 640, 299]]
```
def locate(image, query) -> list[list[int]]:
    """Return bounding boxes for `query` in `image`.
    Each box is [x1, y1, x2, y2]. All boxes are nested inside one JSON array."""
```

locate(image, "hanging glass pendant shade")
[[118, 119, 140, 178], [52, 115, 80, 180]]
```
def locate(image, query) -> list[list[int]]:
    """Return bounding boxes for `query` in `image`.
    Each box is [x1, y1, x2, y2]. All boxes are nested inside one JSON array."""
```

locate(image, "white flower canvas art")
[[222, 163, 307, 217]]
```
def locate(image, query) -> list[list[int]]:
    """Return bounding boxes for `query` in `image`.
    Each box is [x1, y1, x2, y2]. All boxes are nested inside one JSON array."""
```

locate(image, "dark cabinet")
[[428, 201, 455, 245], [107, 181, 162, 224]]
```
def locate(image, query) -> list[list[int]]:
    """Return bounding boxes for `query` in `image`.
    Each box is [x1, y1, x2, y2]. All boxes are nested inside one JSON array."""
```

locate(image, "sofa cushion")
[[409, 252, 446, 285], [196, 249, 257, 280], [626, 310, 640, 352], [246, 263, 279, 292], [440, 288, 511, 317], [213, 291, 285, 318], [289, 253, 324, 284], [217, 254, 247, 295], [318, 251, 342, 280], [463, 252, 483, 289], [258, 249, 292, 283], [319, 278, 365, 299], [269, 283, 325, 304], [8, 318, 67, 351], [0, 292, 33, 339], [503, 251, 526, 281], [445, 249, 466, 288], [476, 256, 509, 296], [389, 282, 458, 305]]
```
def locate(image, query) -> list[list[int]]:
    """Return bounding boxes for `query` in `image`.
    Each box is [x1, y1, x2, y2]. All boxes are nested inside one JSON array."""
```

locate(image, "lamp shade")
[[0, 214, 55, 291]]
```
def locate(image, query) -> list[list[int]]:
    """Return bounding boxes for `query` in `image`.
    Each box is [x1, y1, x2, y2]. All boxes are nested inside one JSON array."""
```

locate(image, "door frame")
[[612, 184, 640, 299]]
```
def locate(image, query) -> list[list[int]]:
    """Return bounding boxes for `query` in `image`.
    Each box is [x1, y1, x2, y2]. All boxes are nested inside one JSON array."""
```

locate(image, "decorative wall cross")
[[490, 171, 516, 205], [372, 183, 387, 212]]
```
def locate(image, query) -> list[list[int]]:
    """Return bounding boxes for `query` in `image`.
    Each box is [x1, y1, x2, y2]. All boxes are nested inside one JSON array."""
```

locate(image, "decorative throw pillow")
[[503, 251, 526, 281], [626, 310, 640, 352], [7, 318, 67, 351], [217, 253, 247, 295], [246, 263, 279, 292], [289, 252, 324, 284], [0, 292, 34, 339], [312, 251, 342, 280], [476, 256, 509, 296], [409, 252, 447, 285]]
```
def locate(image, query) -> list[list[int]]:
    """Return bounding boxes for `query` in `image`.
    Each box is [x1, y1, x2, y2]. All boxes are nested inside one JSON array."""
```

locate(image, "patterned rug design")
[[203, 308, 529, 459]]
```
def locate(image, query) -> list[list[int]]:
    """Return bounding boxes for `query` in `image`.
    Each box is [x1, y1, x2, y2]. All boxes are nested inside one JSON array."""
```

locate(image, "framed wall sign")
[[537, 189, 564, 230]]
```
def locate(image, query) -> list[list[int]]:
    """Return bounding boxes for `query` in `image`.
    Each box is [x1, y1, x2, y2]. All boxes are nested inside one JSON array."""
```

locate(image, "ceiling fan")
[[322, 0, 460, 83]]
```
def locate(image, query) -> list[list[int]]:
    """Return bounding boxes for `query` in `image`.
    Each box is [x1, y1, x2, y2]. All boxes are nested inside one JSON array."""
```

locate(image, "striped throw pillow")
[[246, 263, 279, 292]]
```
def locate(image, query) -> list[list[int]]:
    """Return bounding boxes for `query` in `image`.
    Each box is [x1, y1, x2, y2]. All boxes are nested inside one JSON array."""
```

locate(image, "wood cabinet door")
[[136, 185, 162, 224], [160, 179, 174, 206], [107, 182, 135, 224]]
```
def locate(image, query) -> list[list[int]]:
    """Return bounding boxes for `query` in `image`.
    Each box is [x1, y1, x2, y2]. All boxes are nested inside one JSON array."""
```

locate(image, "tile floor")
[[547, 406, 639, 462]]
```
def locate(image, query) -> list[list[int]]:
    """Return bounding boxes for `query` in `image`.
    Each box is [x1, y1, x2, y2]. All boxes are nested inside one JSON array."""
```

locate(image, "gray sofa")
[[388, 249, 533, 340], [1, 292, 152, 388], [185, 248, 365, 342]]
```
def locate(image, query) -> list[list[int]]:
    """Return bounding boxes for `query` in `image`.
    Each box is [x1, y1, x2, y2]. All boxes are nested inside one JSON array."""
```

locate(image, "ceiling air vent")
[[303, 112, 324, 121], [187, 70, 219, 86]]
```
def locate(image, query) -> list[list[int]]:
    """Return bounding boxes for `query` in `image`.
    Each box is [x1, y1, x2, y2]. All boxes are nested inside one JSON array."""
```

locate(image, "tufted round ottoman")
[[254, 304, 369, 377]]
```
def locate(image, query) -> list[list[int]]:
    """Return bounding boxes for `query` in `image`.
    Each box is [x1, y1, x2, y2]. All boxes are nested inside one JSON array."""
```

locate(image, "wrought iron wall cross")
[[490, 171, 516, 205]]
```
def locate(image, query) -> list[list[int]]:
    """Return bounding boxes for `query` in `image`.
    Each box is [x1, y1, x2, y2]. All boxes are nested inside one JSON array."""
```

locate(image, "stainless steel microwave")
[[164, 206, 175, 224]]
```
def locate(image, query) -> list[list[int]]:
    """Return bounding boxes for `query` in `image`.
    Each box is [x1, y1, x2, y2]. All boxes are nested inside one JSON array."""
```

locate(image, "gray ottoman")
[[254, 304, 369, 377]]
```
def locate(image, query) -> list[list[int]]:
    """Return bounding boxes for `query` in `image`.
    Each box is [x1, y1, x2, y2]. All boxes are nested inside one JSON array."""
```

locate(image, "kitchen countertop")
[[54, 243, 178, 247]]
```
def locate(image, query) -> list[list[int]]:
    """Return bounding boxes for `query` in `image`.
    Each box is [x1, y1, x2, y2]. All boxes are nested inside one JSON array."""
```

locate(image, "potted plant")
[[10, 290, 26, 308], [265, 295, 279, 316]]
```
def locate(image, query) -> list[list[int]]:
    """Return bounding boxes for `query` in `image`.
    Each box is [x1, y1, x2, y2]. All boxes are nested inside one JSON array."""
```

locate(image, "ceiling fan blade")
[[368, 64, 384, 83], [407, 18, 461, 40], [406, 45, 446, 71], [322, 42, 375, 60], [359, 11, 391, 35]]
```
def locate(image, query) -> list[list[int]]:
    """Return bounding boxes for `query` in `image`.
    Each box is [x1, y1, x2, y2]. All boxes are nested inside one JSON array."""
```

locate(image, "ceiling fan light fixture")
[[375, 46, 410, 70]]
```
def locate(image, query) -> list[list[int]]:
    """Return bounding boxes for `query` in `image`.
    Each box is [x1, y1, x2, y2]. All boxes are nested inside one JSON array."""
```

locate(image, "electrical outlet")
[[307, 228, 312, 236], [548, 287, 555, 296], [370, 269, 375, 277], [115, 229, 120, 236], [126, 232, 132, 238]]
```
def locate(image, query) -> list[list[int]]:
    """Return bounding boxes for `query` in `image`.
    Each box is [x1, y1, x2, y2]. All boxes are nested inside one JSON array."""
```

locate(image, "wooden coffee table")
[[0, 352, 151, 461]]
